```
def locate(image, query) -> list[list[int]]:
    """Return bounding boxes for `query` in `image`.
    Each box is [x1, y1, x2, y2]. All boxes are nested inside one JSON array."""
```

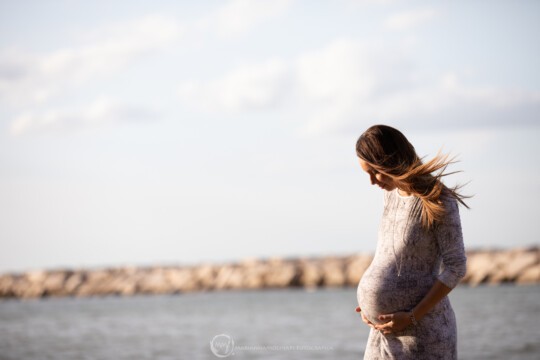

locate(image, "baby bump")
[[356, 266, 430, 325]]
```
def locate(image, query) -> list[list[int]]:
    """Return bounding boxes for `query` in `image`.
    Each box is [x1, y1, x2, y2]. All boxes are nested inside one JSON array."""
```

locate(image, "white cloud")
[[194, 0, 292, 37], [295, 43, 540, 134], [296, 39, 374, 101], [2, 3, 293, 135], [384, 8, 438, 30], [342, 0, 400, 6], [10, 97, 157, 136], [0, 14, 182, 107], [177, 38, 540, 135], [178, 58, 289, 112]]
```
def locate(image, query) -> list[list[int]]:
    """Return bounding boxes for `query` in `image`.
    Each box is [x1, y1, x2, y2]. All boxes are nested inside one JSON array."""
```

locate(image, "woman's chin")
[[379, 184, 396, 192]]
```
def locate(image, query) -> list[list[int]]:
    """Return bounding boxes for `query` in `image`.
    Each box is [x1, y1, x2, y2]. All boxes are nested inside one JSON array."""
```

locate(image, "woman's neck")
[[397, 188, 412, 197]]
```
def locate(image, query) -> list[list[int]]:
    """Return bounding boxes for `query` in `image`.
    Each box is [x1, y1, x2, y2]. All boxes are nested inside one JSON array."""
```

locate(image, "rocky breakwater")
[[0, 248, 538, 299]]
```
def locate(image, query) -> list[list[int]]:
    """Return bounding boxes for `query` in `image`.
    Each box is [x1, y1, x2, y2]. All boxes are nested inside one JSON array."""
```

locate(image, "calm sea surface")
[[0, 285, 539, 360]]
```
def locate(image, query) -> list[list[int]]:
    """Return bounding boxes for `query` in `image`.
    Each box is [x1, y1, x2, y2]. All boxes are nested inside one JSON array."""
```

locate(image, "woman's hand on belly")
[[355, 306, 376, 330], [373, 311, 412, 334]]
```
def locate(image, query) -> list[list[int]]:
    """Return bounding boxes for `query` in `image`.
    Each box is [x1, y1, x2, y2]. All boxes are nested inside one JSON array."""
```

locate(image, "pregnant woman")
[[354, 125, 469, 359]]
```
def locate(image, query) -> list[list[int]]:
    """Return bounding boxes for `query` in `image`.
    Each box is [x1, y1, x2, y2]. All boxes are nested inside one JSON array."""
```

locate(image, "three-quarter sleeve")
[[435, 197, 467, 288]]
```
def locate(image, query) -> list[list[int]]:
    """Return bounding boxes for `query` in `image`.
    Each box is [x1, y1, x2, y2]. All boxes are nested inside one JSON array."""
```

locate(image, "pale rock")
[[107, 275, 137, 296], [137, 269, 170, 294], [194, 264, 216, 290], [464, 252, 497, 286], [42, 271, 68, 296], [264, 262, 297, 287], [214, 265, 245, 290], [26, 270, 46, 283], [488, 251, 519, 283], [12, 277, 43, 298], [165, 268, 197, 292], [239, 257, 260, 267], [268, 256, 285, 266], [64, 272, 85, 294], [320, 258, 346, 287], [345, 254, 373, 286], [0, 275, 15, 297], [75, 270, 113, 297], [298, 260, 321, 288], [240, 262, 267, 289], [516, 264, 540, 284], [491, 250, 538, 283]]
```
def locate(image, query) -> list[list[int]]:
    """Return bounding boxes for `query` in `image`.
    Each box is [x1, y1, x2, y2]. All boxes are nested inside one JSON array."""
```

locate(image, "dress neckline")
[[395, 188, 414, 200]]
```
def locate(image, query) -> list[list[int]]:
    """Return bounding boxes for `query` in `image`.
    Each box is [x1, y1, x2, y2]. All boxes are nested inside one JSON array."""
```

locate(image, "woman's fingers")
[[375, 313, 395, 333], [375, 321, 394, 334], [375, 314, 396, 332], [374, 312, 412, 334], [355, 307, 376, 329], [361, 314, 375, 328]]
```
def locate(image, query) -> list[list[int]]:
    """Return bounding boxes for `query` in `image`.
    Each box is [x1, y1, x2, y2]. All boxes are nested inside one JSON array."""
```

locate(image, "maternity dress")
[[357, 188, 467, 359]]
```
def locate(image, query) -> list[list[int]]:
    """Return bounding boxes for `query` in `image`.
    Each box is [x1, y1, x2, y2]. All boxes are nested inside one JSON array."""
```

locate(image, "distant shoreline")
[[1, 247, 538, 299]]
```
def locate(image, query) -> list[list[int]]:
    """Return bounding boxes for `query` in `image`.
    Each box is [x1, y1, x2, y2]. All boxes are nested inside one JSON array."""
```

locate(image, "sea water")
[[0, 285, 538, 360]]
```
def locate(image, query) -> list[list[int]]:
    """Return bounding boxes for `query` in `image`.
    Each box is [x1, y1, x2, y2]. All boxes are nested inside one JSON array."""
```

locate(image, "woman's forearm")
[[412, 280, 452, 321]]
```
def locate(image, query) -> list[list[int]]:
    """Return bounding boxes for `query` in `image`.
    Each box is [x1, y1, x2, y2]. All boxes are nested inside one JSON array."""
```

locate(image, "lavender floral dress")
[[357, 188, 467, 359]]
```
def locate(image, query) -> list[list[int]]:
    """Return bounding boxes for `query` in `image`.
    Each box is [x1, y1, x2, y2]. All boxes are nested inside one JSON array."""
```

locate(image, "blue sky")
[[1, 0, 539, 272]]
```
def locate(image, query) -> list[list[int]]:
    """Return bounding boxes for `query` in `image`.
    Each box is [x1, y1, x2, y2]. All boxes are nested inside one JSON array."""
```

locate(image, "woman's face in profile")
[[358, 157, 397, 192]]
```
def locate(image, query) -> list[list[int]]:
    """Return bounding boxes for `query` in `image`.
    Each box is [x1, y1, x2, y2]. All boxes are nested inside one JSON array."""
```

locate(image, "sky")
[[0, 0, 539, 273]]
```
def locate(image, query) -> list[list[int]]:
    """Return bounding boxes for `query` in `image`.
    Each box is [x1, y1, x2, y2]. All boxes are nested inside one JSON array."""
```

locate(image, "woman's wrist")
[[410, 280, 452, 324], [408, 310, 418, 326]]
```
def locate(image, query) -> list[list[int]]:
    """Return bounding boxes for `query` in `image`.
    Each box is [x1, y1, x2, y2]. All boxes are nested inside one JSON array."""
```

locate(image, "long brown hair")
[[356, 124, 470, 229]]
